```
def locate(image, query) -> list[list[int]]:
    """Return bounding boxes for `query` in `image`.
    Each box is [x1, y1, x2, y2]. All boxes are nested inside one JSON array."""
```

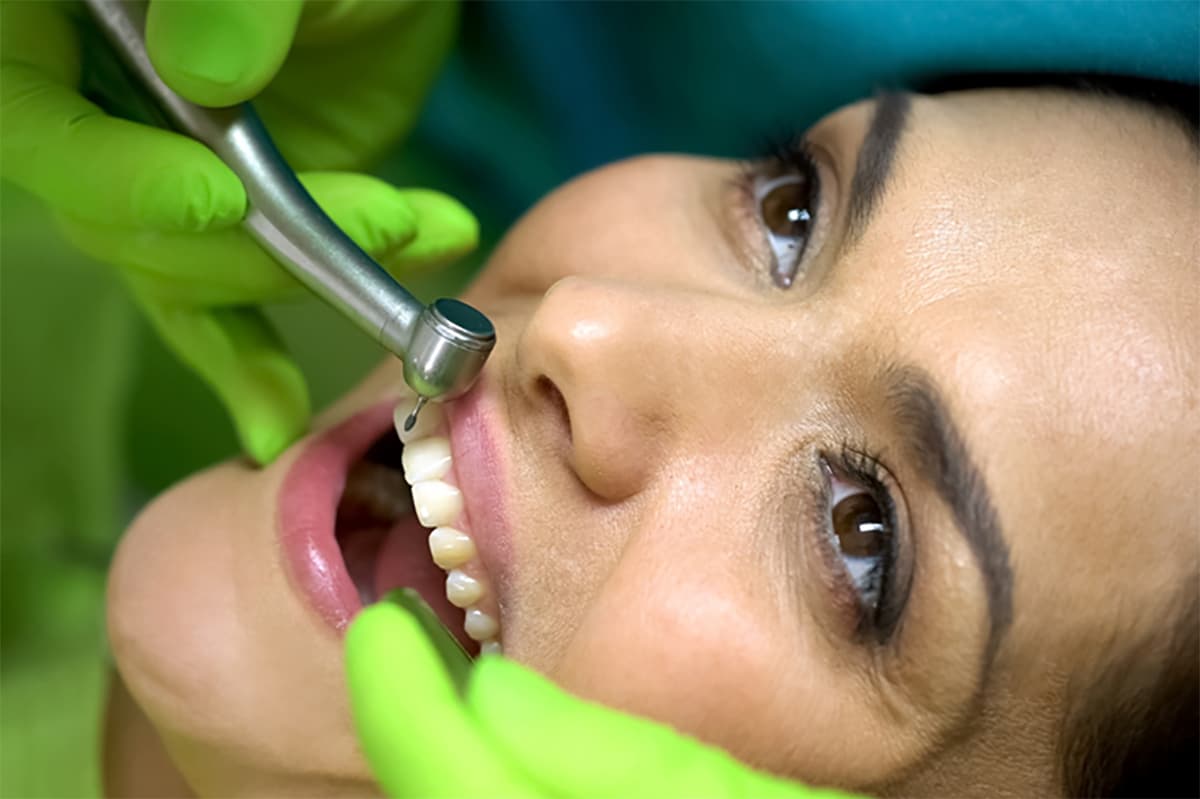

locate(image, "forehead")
[[840, 89, 1198, 637]]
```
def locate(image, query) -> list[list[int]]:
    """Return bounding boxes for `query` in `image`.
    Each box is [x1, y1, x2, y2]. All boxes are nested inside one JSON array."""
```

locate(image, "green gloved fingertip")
[[146, 0, 303, 107], [347, 596, 514, 798], [378, 589, 472, 691], [237, 396, 306, 466], [133, 299, 309, 466], [226, 343, 309, 466], [378, 189, 479, 270]]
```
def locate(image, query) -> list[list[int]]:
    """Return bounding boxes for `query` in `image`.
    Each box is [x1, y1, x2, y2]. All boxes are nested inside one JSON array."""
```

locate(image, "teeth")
[[411, 480, 462, 527], [445, 569, 484, 608], [395, 399, 445, 444], [395, 397, 502, 652], [428, 526, 476, 569], [401, 436, 452, 484], [463, 608, 500, 641]]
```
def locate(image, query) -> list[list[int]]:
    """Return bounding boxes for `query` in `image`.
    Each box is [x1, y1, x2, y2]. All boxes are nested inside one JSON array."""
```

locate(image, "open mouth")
[[334, 430, 469, 644], [281, 396, 504, 658]]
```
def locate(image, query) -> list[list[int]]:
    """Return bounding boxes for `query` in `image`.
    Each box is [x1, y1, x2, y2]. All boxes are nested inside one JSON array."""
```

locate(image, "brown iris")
[[831, 492, 887, 558]]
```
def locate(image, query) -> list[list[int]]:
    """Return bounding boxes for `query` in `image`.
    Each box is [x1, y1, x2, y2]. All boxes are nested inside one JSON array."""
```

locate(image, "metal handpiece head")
[[403, 299, 496, 427]]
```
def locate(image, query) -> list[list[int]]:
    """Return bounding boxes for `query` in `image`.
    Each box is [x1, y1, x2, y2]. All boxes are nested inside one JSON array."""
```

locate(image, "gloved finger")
[[468, 657, 717, 795], [293, 0, 418, 47], [132, 294, 308, 465], [0, 26, 245, 232], [257, 1, 458, 170], [468, 659, 856, 799], [146, 0, 303, 107], [380, 590, 472, 692], [1, 0, 78, 85], [377, 189, 478, 274], [57, 172, 419, 307], [345, 599, 524, 798]]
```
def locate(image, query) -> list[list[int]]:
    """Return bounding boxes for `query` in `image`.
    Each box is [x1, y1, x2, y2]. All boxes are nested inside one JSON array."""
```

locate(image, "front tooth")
[[411, 481, 462, 527], [446, 569, 484, 607], [428, 527, 476, 569], [395, 400, 445, 444], [479, 640, 502, 656], [401, 436, 452, 484], [464, 608, 500, 642]]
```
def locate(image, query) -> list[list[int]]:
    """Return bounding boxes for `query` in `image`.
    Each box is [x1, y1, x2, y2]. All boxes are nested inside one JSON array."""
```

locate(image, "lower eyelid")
[[722, 169, 788, 291], [803, 458, 872, 637]]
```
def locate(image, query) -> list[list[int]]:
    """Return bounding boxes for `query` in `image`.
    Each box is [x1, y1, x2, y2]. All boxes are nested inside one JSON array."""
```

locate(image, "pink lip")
[[278, 402, 395, 633], [445, 380, 514, 593]]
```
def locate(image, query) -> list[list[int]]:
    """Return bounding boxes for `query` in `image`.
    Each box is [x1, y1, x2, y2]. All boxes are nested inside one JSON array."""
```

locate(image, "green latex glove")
[[346, 592, 862, 799], [0, 0, 473, 464]]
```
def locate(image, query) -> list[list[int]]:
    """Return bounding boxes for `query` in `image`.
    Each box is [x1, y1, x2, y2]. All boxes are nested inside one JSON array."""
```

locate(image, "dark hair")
[[1059, 583, 1199, 797], [916, 72, 1200, 798]]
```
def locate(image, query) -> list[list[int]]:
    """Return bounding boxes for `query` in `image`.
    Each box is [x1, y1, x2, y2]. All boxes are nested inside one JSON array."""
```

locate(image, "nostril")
[[536, 375, 572, 445]]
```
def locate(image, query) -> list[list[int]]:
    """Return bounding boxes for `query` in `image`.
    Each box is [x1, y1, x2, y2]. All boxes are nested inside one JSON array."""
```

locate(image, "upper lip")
[[445, 374, 514, 599]]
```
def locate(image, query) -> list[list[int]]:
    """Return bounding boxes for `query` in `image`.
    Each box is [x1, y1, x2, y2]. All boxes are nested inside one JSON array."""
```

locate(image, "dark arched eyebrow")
[[884, 365, 1014, 671], [846, 92, 912, 246]]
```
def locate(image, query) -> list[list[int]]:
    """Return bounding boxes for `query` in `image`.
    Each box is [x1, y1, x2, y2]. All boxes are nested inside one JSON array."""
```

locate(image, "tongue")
[[374, 516, 472, 650]]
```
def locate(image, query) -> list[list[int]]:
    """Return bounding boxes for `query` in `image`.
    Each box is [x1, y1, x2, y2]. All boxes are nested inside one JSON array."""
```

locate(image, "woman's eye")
[[826, 469, 895, 621], [753, 150, 820, 288]]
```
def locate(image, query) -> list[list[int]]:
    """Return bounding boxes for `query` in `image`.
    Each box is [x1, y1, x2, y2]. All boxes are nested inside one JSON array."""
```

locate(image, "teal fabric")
[[401, 0, 1199, 227], [2, 1, 1196, 795]]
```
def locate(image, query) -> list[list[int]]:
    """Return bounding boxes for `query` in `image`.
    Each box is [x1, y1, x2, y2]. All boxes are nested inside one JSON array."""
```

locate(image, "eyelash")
[[736, 136, 823, 288], [738, 139, 903, 642], [816, 445, 907, 643]]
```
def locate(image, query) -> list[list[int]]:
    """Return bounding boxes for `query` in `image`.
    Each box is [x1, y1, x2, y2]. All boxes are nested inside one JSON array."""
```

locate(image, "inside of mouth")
[[335, 431, 478, 655]]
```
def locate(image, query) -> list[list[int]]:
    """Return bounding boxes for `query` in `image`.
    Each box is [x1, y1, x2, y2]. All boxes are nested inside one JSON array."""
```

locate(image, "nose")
[[515, 275, 736, 502]]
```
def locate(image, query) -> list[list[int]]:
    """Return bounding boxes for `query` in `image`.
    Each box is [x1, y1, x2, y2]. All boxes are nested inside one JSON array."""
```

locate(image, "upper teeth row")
[[393, 399, 501, 655]]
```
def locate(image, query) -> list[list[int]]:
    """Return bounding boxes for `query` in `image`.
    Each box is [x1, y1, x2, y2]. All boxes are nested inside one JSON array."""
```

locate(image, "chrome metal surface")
[[84, 0, 495, 401]]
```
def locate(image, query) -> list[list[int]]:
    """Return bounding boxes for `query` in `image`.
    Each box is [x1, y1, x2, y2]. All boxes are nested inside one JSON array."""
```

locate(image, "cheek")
[[548, 555, 787, 760], [527, 508, 929, 788], [466, 155, 727, 300], [107, 466, 250, 737]]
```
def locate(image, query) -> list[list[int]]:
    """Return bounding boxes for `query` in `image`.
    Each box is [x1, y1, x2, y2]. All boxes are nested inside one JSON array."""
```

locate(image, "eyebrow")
[[883, 366, 1014, 673], [845, 92, 912, 245]]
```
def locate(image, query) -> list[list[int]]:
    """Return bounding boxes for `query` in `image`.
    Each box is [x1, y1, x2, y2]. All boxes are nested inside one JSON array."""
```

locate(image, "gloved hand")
[[0, 0, 473, 464], [346, 591, 862, 799]]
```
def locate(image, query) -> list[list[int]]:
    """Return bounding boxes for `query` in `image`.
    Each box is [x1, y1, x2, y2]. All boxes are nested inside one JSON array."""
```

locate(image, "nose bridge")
[[516, 276, 735, 500]]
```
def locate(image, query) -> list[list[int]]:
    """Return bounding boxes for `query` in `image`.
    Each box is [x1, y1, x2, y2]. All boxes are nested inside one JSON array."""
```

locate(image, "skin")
[[105, 89, 1199, 797]]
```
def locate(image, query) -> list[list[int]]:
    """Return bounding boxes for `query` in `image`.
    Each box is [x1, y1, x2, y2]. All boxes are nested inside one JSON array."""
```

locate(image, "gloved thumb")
[[468, 662, 860, 798], [146, 0, 303, 107]]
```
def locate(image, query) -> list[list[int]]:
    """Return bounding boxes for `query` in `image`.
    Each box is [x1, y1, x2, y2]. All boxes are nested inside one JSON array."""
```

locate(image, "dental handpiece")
[[83, 0, 495, 432]]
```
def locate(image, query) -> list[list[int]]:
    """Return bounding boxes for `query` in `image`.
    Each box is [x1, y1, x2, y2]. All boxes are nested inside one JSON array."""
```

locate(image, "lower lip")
[[278, 402, 396, 633]]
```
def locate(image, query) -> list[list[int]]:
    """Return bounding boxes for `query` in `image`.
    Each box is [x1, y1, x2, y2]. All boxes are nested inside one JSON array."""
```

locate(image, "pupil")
[[762, 179, 813, 237], [832, 493, 886, 558]]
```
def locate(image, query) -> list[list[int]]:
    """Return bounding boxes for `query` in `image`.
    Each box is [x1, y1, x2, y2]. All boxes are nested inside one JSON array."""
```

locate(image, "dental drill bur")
[[83, 0, 495, 432]]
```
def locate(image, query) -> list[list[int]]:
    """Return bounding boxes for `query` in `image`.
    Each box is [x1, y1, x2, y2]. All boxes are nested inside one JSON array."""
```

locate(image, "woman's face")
[[107, 89, 1198, 796]]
